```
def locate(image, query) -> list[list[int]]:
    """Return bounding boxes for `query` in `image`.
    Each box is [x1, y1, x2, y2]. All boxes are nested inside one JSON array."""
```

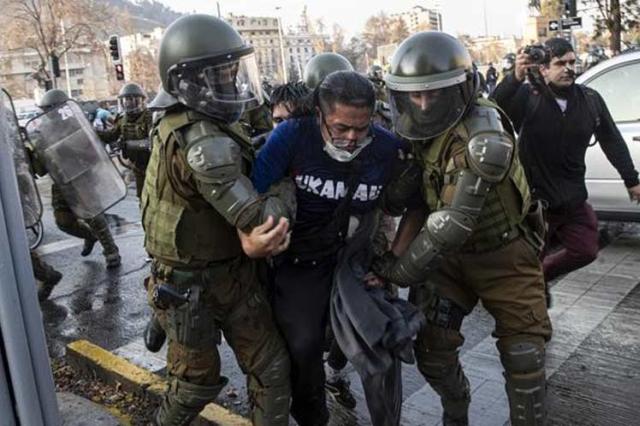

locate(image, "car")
[[576, 50, 640, 221]]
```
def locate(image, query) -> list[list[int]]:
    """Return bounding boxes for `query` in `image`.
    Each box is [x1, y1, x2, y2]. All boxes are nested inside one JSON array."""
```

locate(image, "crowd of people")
[[3, 12, 640, 426]]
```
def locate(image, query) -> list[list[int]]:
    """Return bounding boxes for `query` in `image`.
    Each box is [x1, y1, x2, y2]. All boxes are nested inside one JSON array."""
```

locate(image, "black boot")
[[37, 269, 63, 301], [31, 251, 63, 301], [80, 236, 97, 257], [87, 214, 121, 268]]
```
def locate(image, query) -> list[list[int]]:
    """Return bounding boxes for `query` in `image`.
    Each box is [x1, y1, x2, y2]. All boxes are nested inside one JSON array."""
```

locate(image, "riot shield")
[[0, 89, 43, 228], [25, 100, 126, 219]]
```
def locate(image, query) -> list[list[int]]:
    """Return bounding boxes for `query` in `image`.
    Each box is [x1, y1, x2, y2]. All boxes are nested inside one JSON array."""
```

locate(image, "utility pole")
[[276, 6, 288, 83], [483, 0, 489, 36], [60, 19, 72, 97]]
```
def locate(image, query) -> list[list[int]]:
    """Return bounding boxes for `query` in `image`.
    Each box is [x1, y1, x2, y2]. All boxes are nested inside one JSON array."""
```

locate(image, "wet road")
[[34, 176, 640, 425]]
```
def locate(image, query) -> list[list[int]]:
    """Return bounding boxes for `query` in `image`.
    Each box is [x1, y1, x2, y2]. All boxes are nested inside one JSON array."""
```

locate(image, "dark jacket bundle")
[[330, 210, 425, 426]]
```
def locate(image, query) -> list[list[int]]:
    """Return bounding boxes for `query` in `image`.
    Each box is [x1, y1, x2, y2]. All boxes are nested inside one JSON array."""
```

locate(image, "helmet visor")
[[119, 95, 144, 114], [169, 51, 263, 122], [501, 57, 514, 71], [388, 85, 467, 140]]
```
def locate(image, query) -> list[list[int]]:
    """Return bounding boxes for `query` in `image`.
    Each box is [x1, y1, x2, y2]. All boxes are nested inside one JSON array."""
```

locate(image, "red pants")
[[543, 202, 599, 282]]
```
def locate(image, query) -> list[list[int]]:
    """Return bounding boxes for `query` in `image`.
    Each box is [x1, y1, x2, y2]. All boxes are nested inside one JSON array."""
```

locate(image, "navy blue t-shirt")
[[252, 116, 404, 257]]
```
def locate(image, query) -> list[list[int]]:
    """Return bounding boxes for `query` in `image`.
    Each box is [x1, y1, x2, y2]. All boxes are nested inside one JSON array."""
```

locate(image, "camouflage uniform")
[[143, 108, 291, 426], [98, 108, 153, 198], [378, 32, 551, 426], [240, 102, 273, 137], [408, 99, 551, 425]]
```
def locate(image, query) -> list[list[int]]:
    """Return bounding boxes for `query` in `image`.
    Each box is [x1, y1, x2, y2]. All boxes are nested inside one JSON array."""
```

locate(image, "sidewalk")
[[401, 230, 640, 425], [78, 229, 640, 425]]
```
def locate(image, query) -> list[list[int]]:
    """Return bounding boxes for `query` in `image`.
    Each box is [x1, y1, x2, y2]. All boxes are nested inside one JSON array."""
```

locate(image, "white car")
[[577, 50, 640, 221]]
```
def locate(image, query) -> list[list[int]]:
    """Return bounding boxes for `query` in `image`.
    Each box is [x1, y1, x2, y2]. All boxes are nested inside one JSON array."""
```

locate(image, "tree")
[[330, 24, 347, 53], [540, 0, 565, 20], [126, 48, 161, 91], [0, 0, 114, 87], [389, 18, 410, 44], [362, 13, 410, 64], [340, 37, 368, 71], [584, 0, 640, 53]]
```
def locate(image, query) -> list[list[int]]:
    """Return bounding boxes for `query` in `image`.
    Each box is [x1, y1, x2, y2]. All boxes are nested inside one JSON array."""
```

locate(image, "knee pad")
[[252, 346, 290, 389], [499, 337, 546, 426], [156, 377, 227, 426], [499, 338, 545, 375], [248, 347, 291, 426], [53, 209, 77, 232]]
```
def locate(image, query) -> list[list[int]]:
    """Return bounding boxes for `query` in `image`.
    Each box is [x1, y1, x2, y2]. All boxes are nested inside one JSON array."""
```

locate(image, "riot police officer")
[[1, 87, 62, 300], [501, 52, 516, 79], [143, 14, 293, 425], [98, 83, 153, 198], [367, 64, 387, 102], [374, 32, 551, 426], [32, 89, 121, 268]]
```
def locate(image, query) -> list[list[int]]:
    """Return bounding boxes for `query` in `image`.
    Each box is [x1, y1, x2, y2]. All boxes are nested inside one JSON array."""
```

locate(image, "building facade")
[[0, 47, 112, 103], [226, 13, 324, 83], [391, 5, 442, 33]]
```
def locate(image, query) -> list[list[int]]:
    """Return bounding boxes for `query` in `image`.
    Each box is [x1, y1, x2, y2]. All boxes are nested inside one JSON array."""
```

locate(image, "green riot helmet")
[[368, 64, 384, 81], [384, 32, 478, 140], [303, 53, 353, 89], [158, 14, 263, 123], [38, 89, 69, 112], [501, 53, 516, 74], [118, 83, 146, 114]]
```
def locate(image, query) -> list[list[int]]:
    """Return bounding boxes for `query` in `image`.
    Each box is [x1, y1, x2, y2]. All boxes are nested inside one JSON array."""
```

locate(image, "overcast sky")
[[159, 0, 531, 37]]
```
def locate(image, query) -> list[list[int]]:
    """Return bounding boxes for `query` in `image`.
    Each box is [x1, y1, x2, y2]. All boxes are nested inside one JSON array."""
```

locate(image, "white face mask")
[[322, 136, 372, 162]]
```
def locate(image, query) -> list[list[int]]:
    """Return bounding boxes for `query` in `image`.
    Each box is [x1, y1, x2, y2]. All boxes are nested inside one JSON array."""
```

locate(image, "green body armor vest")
[[117, 109, 153, 140], [141, 110, 251, 267], [413, 99, 532, 253]]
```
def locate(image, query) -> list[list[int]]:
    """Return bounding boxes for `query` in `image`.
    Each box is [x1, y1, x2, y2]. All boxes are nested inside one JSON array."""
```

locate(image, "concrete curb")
[[66, 340, 251, 426]]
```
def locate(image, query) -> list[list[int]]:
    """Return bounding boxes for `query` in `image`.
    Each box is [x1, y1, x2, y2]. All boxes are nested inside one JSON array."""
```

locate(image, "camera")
[[523, 45, 549, 64]]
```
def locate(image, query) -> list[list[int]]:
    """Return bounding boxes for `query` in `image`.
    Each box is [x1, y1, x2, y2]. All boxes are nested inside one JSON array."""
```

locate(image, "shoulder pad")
[[148, 89, 180, 111], [184, 123, 242, 185], [464, 105, 514, 183]]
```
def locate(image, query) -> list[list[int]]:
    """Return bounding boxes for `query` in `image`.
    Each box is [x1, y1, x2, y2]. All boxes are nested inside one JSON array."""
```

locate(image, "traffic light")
[[564, 0, 577, 17], [114, 63, 125, 81], [50, 54, 60, 78], [109, 35, 121, 64]]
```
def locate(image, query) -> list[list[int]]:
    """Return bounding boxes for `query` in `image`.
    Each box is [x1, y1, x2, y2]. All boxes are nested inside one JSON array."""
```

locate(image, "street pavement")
[[34, 177, 640, 425]]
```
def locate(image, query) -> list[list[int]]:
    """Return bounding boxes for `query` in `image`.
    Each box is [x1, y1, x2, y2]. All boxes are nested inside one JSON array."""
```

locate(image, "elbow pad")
[[388, 208, 475, 286], [465, 106, 514, 183], [185, 129, 264, 230]]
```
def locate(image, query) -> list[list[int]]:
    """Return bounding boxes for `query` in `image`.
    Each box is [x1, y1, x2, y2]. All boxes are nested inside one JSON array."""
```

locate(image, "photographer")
[[494, 38, 640, 283]]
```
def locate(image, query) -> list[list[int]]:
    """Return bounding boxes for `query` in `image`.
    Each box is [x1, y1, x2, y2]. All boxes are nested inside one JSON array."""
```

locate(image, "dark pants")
[[273, 256, 335, 426], [543, 201, 599, 282]]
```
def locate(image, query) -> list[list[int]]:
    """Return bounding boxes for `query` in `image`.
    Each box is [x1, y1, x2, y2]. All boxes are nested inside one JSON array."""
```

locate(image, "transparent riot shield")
[[0, 89, 42, 228], [25, 100, 126, 219]]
